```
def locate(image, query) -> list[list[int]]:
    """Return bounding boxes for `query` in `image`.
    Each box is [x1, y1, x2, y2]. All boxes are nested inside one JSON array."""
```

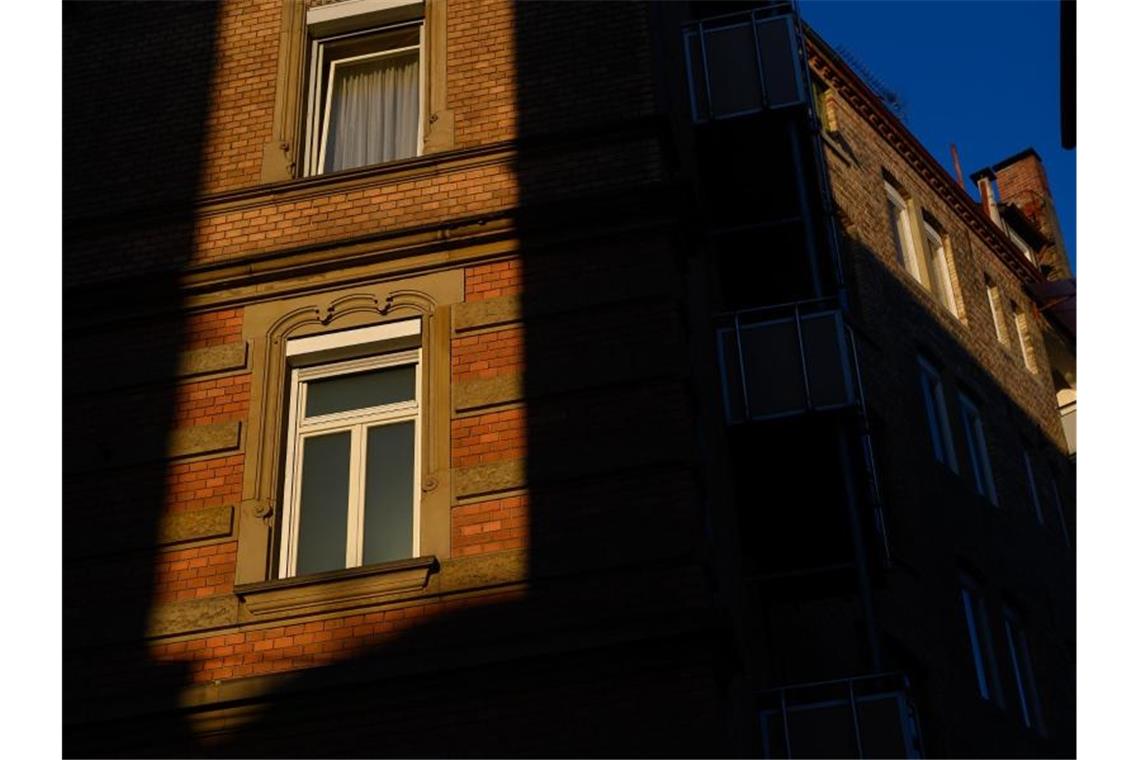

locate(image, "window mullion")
[[346, 423, 365, 568]]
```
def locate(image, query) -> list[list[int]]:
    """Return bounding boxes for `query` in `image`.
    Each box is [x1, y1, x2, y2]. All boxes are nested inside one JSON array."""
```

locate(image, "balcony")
[[757, 673, 923, 759], [716, 299, 857, 424], [683, 5, 807, 122]]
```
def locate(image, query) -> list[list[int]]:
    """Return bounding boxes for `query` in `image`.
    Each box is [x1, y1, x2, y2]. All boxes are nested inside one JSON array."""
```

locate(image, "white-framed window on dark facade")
[[304, 21, 424, 175], [1002, 607, 1045, 734], [985, 275, 1011, 346], [960, 575, 1004, 706], [278, 321, 422, 578], [1011, 300, 1038, 374], [921, 220, 957, 317], [885, 181, 920, 282], [918, 357, 958, 473], [958, 392, 998, 505]]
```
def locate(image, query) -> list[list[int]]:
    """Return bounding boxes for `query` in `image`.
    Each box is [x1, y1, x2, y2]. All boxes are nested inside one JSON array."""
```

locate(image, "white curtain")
[[325, 52, 419, 172]]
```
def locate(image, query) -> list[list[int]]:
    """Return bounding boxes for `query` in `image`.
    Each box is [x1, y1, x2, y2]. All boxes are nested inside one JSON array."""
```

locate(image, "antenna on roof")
[[834, 44, 907, 120]]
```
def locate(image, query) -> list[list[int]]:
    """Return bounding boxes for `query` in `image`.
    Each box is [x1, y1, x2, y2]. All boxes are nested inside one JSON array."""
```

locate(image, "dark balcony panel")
[[716, 306, 855, 423], [719, 321, 806, 420], [801, 313, 853, 409], [684, 11, 806, 122], [757, 674, 923, 759], [704, 23, 764, 117], [755, 18, 802, 108]]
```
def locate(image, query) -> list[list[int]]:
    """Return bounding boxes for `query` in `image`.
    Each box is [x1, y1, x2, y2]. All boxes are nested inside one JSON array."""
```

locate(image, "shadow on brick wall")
[[63, 1, 219, 753]]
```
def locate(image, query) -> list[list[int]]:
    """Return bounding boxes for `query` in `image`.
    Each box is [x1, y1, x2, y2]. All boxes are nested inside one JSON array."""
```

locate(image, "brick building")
[[63, 1, 1074, 756]]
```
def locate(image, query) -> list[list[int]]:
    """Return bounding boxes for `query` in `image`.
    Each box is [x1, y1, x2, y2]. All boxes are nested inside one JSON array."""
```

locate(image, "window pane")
[[305, 365, 415, 417], [295, 431, 351, 576], [962, 588, 990, 700], [704, 24, 763, 116], [802, 314, 850, 408], [740, 320, 807, 417], [888, 200, 908, 269], [325, 50, 419, 171], [363, 421, 415, 565], [685, 32, 710, 121], [755, 18, 801, 107]]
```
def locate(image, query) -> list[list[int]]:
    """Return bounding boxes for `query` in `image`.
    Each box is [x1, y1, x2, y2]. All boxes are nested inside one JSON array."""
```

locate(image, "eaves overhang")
[[803, 26, 1044, 289]]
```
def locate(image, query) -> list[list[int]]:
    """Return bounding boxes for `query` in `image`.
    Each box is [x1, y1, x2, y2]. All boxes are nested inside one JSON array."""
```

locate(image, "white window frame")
[[303, 21, 425, 177], [960, 576, 1003, 706], [278, 322, 423, 579], [1007, 227, 1037, 266], [885, 182, 920, 282], [921, 221, 957, 316], [985, 276, 1010, 346], [1002, 608, 1044, 732], [918, 357, 958, 473], [1022, 449, 1045, 525], [1011, 301, 1037, 373], [958, 393, 998, 505]]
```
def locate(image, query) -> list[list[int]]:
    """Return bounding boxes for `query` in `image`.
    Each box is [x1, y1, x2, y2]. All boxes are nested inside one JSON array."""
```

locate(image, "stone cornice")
[[804, 28, 1043, 289]]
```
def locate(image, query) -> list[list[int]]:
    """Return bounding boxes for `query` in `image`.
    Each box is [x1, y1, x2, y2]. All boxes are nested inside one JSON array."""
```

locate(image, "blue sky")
[[801, 0, 1076, 272]]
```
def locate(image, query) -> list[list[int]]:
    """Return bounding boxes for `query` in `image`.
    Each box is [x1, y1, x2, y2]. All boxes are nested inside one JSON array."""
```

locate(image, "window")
[[958, 393, 998, 504], [918, 357, 958, 472], [1002, 608, 1044, 733], [1022, 449, 1045, 525], [960, 576, 1003, 705], [1011, 301, 1037, 373], [984, 275, 1010, 346], [279, 321, 422, 578], [885, 182, 920, 281], [1007, 227, 1037, 266], [304, 22, 423, 175], [921, 221, 957, 316]]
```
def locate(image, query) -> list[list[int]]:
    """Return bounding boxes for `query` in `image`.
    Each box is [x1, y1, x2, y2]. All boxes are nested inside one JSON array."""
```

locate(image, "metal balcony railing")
[[683, 4, 808, 122], [757, 673, 923, 759], [715, 298, 857, 424]]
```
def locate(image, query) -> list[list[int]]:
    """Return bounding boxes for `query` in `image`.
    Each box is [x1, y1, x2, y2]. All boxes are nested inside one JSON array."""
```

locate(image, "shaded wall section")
[[63, 0, 219, 750]]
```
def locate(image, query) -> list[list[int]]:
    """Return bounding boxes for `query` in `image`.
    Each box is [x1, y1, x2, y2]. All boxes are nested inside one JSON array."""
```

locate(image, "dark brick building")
[[64, 1, 1074, 756]]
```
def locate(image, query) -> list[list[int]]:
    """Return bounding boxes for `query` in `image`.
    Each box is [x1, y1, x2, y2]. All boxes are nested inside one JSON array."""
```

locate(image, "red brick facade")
[[65, 2, 1073, 755]]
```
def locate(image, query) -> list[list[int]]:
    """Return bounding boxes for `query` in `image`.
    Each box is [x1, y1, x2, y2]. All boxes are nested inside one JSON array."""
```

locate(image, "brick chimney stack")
[[992, 148, 1073, 280]]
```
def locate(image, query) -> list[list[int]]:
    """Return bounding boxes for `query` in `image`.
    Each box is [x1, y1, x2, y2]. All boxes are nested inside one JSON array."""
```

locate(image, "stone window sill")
[[235, 556, 438, 619]]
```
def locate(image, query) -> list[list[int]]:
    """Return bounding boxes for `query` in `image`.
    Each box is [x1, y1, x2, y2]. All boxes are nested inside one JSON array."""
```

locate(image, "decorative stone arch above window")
[[261, 0, 454, 182], [234, 269, 462, 589]]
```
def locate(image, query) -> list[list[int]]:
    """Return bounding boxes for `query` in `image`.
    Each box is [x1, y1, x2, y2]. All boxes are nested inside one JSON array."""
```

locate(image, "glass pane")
[[740, 320, 806, 418], [325, 50, 419, 171], [802, 313, 851, 408], [305, 364, 415, 417], [756, 18, 802, 107], [295, 431, 351, 576], [363, 421, 415, 565], [704, 24, 763, 116], [718, 328, 745, 422], [685, 32, 710, 121]]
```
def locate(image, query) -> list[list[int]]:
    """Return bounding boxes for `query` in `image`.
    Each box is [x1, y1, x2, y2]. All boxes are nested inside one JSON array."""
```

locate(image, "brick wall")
[[65, 2, 708, 750], [816, 68, 1075, 755]]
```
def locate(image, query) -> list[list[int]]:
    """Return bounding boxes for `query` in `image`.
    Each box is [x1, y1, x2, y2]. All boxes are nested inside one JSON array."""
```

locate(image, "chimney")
[[992, 149, 1073, 280], [973, 168, 1001, 226]]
